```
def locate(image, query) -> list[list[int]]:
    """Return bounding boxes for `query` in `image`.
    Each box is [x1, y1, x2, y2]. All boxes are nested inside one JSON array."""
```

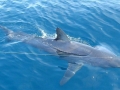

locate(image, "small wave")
[[38, 27, 89, 45], [95, 43, 118, 55]]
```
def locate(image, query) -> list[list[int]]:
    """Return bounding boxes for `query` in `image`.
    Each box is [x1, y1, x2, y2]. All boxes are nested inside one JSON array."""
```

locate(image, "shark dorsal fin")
[[55, 28, 69, 41]]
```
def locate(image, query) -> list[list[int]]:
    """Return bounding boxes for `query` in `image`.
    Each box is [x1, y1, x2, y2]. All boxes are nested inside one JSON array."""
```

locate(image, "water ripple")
[[0, 0, 120, 90]]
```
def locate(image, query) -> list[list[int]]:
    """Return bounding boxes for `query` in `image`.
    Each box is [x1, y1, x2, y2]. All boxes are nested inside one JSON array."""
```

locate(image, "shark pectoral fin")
[[60, 63, 83, 85]]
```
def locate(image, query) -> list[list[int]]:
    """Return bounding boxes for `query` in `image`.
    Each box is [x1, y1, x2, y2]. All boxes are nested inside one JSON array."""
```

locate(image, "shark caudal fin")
[[0, 25, 13, 35]]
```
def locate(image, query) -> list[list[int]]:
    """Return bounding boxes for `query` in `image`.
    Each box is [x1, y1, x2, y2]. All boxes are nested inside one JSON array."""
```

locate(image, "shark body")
[[0, 26, 120, 85]]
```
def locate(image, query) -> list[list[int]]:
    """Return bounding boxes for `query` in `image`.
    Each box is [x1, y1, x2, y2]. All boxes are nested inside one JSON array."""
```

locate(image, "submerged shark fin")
[[60, 63, 83, 85], [55, 28, 69, 41], [0, 25, 13, 35]]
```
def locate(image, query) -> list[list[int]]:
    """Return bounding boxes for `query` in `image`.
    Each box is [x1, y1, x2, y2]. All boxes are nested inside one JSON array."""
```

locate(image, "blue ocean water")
[[0, 0, 120, 90]]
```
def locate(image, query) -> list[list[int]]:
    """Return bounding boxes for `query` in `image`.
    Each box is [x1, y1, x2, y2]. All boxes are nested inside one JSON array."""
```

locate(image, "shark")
[[0, 26, 120, 85]]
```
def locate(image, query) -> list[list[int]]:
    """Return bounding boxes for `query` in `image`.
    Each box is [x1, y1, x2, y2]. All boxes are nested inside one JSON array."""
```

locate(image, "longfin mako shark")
[[0, 26, 120, 85]]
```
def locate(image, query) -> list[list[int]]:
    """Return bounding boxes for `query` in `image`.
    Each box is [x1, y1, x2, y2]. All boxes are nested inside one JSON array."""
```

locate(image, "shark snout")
[[109, 57, 120, 67]]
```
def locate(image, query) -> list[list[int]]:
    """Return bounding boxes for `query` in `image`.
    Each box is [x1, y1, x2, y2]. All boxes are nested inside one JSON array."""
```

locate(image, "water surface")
[[0, 0, 120, 90]]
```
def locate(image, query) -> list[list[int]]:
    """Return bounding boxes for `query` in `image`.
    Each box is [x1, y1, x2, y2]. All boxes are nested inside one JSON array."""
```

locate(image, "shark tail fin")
[[0, 25, 13, 35]]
